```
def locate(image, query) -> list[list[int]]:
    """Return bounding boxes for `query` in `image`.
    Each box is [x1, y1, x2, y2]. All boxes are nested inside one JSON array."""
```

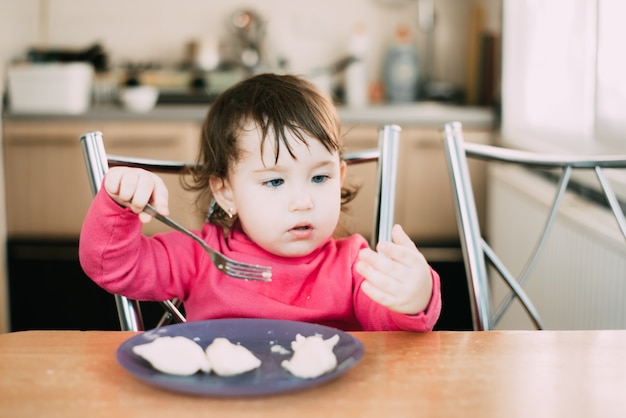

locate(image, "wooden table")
[[1, 330, 625, 417]]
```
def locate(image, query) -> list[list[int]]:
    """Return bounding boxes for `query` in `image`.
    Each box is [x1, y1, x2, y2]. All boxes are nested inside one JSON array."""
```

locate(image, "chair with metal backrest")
[[80, 125, 401, 331], [441, 121, 626, 331]]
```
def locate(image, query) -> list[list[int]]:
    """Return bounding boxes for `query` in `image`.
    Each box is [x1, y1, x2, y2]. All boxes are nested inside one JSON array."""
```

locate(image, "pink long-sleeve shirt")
[[79, 188, 441, 331]]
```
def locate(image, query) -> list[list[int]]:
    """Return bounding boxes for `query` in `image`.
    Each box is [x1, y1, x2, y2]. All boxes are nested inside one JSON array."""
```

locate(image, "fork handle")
[[143, 204, 205, 247]]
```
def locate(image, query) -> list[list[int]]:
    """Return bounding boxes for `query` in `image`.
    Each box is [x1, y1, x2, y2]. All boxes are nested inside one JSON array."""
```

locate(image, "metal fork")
[[143, 204, 272, 282]]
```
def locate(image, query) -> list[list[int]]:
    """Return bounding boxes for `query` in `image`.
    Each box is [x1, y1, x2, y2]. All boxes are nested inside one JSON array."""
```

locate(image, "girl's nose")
[[289, 190, 314, 212]]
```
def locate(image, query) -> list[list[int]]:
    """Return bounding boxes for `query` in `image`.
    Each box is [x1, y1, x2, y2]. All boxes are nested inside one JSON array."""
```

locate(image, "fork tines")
[[222, 262, 272, 282]]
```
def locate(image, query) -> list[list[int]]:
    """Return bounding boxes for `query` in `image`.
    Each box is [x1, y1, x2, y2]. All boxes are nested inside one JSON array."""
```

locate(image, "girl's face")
[[212, 124, 346, 258]]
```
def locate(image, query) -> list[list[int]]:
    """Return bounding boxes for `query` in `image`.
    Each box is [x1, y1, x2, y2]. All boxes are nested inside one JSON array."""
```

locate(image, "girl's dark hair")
[[183, 73, 358, 229]]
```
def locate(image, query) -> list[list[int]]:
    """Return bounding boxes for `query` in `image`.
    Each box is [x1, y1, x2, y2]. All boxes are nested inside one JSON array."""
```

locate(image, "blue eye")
[[263, 178, 284, 188], [312, 175, 329, 184]]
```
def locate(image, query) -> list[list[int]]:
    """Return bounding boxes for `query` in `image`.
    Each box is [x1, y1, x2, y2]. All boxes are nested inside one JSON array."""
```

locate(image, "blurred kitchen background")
[[1, 0, 624, 332], [0, 0, 502, 108]]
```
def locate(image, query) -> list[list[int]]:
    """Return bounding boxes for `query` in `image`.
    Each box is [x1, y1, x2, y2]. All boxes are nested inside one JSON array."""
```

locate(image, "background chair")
[[442, 121, 626, 331], [80, 125, 400, 331]]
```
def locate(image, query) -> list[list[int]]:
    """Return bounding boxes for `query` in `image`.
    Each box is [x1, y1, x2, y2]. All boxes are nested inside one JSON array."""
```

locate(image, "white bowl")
[[119, 86, 159, 113]]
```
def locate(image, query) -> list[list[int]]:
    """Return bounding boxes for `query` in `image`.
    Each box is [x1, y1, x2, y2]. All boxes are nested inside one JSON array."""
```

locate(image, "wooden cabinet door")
[[4, 121, 202, 237], [396, 128, 490, 243]]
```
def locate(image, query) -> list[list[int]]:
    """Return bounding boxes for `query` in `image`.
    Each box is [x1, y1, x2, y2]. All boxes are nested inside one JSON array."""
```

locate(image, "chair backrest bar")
[[442, 122, 493, 330], [374, 124, 401, 245], [80, 131, 145, 331]]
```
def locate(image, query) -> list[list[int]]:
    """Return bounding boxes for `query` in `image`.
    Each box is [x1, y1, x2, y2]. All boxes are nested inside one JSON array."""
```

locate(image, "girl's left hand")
[[356, 224, 434, 315]]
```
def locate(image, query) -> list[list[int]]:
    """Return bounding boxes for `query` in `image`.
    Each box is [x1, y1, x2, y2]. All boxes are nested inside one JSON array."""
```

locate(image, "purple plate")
[[116, 318, 364, 397]]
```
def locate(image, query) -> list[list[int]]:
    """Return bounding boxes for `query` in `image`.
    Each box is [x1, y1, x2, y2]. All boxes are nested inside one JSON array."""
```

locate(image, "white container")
[[345, 61, 367, 107], [8, 63, 94, 114], [345, 23, 369, 107], [118, 86, 159, 113]]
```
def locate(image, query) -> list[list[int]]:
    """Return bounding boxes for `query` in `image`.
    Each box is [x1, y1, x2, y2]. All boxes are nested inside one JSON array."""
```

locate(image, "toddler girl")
[[79, 73, 441, 331]]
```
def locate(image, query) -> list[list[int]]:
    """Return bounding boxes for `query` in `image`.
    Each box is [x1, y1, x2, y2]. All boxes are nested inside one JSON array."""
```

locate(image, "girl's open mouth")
[[290, 224, 313, 238]]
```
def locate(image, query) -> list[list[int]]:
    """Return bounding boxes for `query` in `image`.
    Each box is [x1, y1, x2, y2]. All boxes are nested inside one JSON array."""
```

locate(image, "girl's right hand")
[[103, 166, 170, 223]]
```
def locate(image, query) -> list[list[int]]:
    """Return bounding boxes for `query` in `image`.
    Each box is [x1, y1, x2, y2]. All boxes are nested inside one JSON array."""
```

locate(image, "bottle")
[[345, 23, 368, 107], [383, 25, 420, 103]]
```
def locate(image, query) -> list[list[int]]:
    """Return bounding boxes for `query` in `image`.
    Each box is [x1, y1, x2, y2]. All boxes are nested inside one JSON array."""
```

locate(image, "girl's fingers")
[[138, 211, 154, 224], [103, 167, 170, 219], [357, 249, 408, 296], [127, 172, 153, 212], [391, 224, 414, 248], [361, 280, 394, 308], [150, 175, 170, 216], [103, 168, 123, 196]]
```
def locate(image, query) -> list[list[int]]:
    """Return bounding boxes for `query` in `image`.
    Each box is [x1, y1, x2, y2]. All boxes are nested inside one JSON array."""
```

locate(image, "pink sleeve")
[[78, 186, 202, 301]]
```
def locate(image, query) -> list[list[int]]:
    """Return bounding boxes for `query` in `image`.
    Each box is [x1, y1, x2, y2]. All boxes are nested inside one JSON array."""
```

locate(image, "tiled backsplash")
[[1, 0, 500, 95]]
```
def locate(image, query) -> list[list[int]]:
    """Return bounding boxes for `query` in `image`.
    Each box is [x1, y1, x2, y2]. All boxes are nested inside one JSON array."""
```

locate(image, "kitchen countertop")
[[3, 102, 496, 129]]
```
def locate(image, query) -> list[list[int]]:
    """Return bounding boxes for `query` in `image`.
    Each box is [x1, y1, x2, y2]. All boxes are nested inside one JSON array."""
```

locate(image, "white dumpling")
[[281, 334, 340, 379], [205, 338, 262, 376], [132, 336, 211, 376]]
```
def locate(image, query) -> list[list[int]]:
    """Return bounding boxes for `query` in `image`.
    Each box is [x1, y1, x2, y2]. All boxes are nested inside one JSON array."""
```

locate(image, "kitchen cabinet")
[[3, 120, 203, 238], [341, 124, 490, 244], [4, 118, 490, 243]]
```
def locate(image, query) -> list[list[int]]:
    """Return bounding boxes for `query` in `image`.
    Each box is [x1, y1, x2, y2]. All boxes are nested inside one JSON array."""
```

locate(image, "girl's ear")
[[209, 176, 235, 213], [339, 160, 347, 184]]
